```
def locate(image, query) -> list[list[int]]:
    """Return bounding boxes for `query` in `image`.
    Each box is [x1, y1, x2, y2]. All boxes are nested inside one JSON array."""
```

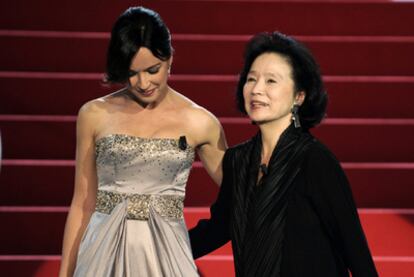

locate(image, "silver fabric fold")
[[148, 206, 198, 276], [74, 201, 128, 277]]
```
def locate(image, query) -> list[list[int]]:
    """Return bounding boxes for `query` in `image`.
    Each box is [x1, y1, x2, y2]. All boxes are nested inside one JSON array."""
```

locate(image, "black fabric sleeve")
[[306, 144, 378, 277], [189, 149, 233, 259]]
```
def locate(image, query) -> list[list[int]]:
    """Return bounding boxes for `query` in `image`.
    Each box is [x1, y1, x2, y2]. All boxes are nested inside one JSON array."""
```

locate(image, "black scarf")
[[229, 124, 314, 277]]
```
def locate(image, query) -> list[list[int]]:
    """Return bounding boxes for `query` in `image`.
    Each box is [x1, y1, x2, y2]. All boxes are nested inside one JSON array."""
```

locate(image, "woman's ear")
[[168, 56, 173, 71], [295, 91, 306, 106]]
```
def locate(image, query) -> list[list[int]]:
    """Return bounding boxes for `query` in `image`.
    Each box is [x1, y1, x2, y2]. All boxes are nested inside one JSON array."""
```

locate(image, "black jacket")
[[190, 128, 378, 277]]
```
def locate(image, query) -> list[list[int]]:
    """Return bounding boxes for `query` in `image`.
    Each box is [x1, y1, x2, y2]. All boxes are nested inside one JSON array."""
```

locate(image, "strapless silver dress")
[[73, 134, 199, 277]]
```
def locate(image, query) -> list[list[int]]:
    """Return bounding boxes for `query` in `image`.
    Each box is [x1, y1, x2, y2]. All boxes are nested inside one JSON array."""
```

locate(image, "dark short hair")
[[105, 6, 172, 84], [236, 32, 328, 129]]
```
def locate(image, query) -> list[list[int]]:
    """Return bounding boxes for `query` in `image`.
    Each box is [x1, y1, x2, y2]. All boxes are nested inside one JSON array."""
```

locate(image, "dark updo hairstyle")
[[236, 32, 328, 130], [105, 6, 172, 84]]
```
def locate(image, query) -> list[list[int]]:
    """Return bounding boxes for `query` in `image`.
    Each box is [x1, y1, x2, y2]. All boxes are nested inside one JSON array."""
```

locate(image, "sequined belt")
[[95, 190, 184, 220]]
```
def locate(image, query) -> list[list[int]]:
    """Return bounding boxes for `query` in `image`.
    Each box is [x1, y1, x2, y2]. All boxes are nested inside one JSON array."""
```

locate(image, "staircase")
[[1, 0, 414, 276]]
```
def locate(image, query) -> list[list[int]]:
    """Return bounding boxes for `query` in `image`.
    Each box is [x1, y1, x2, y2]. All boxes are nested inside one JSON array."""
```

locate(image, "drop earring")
[[291, 104, 301, 128], [140, 26, 145, 42]]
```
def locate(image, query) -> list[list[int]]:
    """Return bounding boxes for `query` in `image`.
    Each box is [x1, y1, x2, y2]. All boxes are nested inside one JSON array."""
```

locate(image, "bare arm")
[[59, 104, 99, 277], [196, 113, 227, 185]]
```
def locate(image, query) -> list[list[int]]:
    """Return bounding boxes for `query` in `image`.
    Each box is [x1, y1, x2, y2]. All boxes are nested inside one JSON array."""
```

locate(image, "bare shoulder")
[[78, 98, 106, 122], [76, 91, 124, 137], [78, 89, 128, 121], [191, 105, 221, 130], [176, 94, 221, 131], [173, 93, 223, 146]]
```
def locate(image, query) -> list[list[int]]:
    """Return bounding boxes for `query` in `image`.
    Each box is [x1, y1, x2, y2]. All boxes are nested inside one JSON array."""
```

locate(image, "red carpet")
[[1, 0, 414, 276]]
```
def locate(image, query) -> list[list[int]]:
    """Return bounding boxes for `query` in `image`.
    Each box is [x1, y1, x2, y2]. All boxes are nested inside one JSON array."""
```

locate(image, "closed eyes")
[[128, 64, 162, 77]]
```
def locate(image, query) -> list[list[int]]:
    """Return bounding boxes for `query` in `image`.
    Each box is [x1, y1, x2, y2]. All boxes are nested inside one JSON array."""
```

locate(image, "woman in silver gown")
[[59, 7, 226, 277]]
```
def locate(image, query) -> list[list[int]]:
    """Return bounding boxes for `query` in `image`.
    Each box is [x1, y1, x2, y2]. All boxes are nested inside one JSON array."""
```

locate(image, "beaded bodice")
[[95, 134, 195, 195]]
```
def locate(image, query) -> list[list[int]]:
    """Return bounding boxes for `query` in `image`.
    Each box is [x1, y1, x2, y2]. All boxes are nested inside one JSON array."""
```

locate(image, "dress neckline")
[[95, 133, 195, 151]]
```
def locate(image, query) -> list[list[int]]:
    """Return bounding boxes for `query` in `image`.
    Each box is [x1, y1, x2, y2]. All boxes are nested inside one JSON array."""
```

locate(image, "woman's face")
[[243, 52, 303, 125], [127, 47, 171, 105]]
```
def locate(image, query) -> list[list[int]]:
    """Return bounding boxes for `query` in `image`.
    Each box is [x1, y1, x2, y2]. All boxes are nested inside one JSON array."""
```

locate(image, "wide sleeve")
[[189, 148, 233, 259], [306, 145, 378, 277]]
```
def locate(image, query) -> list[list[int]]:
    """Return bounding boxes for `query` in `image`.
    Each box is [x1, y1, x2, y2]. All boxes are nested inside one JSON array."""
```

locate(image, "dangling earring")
[[140, 26, 146, 42], [291, 104, 301, 128]]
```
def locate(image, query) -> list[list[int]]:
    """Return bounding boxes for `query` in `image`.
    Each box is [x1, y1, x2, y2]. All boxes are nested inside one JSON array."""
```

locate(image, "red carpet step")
[[0, 208, 413, 260], [2, 35, 414, 76], [1, 74, 414, 119], [2, 117, 414, 162], [1, 0, 414, 36], [1, 161, 414, 208]]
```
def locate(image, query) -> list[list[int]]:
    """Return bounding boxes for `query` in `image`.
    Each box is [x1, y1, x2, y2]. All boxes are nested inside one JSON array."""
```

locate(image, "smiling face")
[[127, 47, 171, 105], [243, 52, 304, 126]]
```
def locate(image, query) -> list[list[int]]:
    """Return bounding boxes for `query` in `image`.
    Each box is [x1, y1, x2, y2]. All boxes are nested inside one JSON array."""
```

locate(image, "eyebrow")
[[247, 70, 284, 80], [129, 62, 162, 73], [267, 72, 284, 80]]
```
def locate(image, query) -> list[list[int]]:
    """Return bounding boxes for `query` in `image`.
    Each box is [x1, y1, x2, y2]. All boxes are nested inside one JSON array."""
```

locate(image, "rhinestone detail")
[[95, 190, 184, 220], [95, 134, 194, 166]]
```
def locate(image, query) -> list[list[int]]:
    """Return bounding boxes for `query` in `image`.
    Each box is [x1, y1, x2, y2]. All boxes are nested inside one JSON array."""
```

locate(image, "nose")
[[134, 73, 150, 91], [251, 79, 265, 95]]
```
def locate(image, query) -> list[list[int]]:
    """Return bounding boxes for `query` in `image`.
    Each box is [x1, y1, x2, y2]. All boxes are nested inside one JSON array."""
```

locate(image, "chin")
[[248, 111, 269, 123], [252, 119, 270, 125]]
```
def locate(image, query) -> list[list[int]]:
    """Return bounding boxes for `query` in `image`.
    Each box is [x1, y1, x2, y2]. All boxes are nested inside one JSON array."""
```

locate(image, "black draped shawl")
[[229, 124, 314, 277]]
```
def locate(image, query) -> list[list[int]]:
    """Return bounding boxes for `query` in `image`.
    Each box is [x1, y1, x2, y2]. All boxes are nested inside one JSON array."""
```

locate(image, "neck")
[[258, 117, 292, 163]]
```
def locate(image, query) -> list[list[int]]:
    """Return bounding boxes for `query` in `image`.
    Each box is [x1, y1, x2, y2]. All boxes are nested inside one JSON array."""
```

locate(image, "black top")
[[189, 128, 378, 277]]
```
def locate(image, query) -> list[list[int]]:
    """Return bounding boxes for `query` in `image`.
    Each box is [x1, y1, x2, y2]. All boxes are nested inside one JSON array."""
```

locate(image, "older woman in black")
[[189, 32, 378, 277]]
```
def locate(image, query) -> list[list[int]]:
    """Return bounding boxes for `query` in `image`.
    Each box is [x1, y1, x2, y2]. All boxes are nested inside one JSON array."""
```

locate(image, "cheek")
[[128, 76, 137, 86], [270, 86, 293, 102], [242, 83, 252, 99], [155, 70, 169, 84], [242, 86, 250, 108]]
